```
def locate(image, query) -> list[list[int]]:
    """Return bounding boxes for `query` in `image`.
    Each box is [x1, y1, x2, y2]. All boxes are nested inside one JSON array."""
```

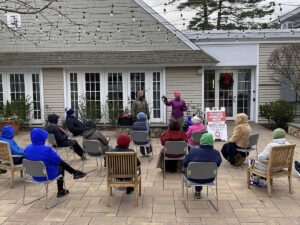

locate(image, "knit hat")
[[200, 133, 213, 146], [66, 109, 75, 116], [173, 91, 180, 97], [48, 114, 59, 124], [191, 116, 201, 124], [117, 135, 131, 148], [272, 128, 286, 139], [137, 112, 147, 121]]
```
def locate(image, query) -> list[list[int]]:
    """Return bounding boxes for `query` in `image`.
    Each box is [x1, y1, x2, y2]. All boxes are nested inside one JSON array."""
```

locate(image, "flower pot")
[[0, 120, 19, 134]]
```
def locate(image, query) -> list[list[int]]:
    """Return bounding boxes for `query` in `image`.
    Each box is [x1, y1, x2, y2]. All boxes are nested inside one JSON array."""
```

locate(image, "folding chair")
[[47, 133, 76, 160], [163, 141, 186, 189], [236, 133, 259, 161], [188, 131, 208, 149], [182, 162, 218, 212], [131, 131, 153, 161], [22, 159, 67, 209], [82, 139, 105, 175]]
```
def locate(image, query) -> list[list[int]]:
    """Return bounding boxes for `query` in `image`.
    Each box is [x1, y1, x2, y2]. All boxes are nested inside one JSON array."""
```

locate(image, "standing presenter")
[[162, 91, 187, 127]]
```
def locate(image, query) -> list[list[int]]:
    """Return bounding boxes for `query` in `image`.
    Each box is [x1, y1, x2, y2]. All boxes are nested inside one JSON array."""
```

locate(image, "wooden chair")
[[106, 152, 141, 207], [0, 141, 23, 188], [247, 144, 296, 197]]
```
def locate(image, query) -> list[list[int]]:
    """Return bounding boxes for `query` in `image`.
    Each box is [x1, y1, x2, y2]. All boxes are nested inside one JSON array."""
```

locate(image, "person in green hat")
[[183, 133, 222, 199]]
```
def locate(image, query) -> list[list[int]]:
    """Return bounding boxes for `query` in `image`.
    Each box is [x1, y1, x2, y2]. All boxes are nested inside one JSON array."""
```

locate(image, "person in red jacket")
[[157, 121, 188, 172]]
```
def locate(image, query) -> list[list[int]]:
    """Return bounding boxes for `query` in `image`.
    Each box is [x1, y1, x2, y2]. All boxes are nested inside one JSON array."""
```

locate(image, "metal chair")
[[131, 131, 153, 161], [47, 133, 76, 160], [236, 134, 259, 161], [188, 131, 208, 149], [182, 162, 218, 212], [82, 139, 105, 175], [163, 141, 187, 189], [22, 159, 67, 209]]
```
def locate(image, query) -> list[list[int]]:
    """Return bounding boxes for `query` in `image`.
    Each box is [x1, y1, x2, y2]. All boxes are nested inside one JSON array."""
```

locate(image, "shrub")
[[259, 100, 295, 129]]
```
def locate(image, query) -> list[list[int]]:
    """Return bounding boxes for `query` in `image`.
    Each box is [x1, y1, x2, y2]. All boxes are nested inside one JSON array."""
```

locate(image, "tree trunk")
[[216, 0, 223, 30], [203, 2, 209, 29]]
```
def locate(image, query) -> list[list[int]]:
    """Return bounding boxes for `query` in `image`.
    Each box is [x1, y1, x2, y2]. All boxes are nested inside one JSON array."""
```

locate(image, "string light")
[[110, 4, 114, 16], [83, 12, 86, 21]]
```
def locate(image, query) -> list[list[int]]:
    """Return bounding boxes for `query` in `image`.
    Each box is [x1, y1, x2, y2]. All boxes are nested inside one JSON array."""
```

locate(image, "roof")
[[271, 7, 300, 24], [0, 50, 218, 67]]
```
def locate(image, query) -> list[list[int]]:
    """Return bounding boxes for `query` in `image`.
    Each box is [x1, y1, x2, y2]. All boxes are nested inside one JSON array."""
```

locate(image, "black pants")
[[221, 143, 246, 165], [57, 160, 77, 192], [140, 144, 152, 155], [60, 140, 84, 157]]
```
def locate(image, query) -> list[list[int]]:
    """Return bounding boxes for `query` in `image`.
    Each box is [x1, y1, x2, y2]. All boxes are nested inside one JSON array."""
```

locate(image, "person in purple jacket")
[[183, 133, 222, 199], [162, 91, 187, 127]]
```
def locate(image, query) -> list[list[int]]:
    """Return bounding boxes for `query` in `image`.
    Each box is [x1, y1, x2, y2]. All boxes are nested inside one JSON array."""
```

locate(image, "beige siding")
[[258, 43, 300, 122], [165, 67, 202, 120], [43, 68, 65, 120]]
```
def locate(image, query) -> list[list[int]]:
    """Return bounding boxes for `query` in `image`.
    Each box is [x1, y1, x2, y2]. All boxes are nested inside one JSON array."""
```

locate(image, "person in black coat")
[[47, 114, 86, 160], [65, 109, 87, 136]]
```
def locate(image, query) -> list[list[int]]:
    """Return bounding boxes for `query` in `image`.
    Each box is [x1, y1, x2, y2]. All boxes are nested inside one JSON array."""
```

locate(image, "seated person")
[[46, 114, 86, 160], [157, 121, 188, 172], [0, 126, 24, 165], [186, 116, 206, 146], [221, 113, 251, 166], [295, 161, 300, 177], [183, 133, 222, 199], [65, 109, 87, 136], [108, 135, 140, 195], [83, 121, 111, 155], [24, 128, 86, 197], [132, 112, 152, 156]]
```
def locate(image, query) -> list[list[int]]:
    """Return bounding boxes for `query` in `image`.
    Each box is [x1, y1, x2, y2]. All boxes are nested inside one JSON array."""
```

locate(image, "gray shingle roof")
[[0, 50, 218, 66]]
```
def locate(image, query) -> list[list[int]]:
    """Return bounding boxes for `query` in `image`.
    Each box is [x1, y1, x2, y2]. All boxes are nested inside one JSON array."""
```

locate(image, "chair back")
[[106, 152, 138, 179], [0, 141, 13, 165], [22, 159, 48, 178], [191, 131, 208, 143], [131, 131, 150, 144], [165, 141, 186, 155], [186, 162, 218, 180], [247, 134, 259, 148], [47, 134, 58, 148], [83, 139, 103, 156], [268, 144, 295, 172]]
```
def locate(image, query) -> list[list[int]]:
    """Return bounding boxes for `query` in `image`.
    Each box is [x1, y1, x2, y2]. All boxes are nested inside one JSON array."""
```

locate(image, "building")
[[271, 7, 300, 29]]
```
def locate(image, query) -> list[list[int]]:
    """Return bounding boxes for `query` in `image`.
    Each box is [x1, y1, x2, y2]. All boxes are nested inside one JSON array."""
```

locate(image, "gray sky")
[[143, 0, 299, 30]]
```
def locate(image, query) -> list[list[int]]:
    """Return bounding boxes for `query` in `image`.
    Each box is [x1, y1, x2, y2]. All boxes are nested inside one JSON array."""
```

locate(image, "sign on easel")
[[205, 107, 228, 141]]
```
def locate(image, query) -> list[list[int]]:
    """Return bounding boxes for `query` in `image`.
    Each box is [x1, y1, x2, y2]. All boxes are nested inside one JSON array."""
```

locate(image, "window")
[[237, 70, 251, 116], [204, 70, 215, 109], [70, 73, 79, 111], [32, 74, 41, 120], [85, 73, 101, 120], [153, 72, 161, 118], [10, 73, 25, 100], [0, 74, 3, 111], [130, 72, 145, 100], [108, 73, 123, 121]]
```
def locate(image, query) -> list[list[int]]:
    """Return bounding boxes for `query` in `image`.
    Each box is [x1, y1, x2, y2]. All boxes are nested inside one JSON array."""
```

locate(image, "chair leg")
[[10, 168, 14, 188], [22, 178, 26, 205], [270, 178, 273, 185], [20, 169, 23, 178], [45, 183, 49, 209], [110, 187, 113, 196], [135, 185, 138, 207], [288, 175, 292, 194], [207, 186, 209, 197], [107, 186, 110, 207], [247, 170, 250, 189], [139, 180, 142, 196], [267, 178, 272, 197], [186, 186, 189, 213]]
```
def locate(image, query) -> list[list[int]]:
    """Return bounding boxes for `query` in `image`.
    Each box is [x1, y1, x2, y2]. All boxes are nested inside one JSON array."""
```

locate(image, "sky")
[[143, 0, 299, 30]]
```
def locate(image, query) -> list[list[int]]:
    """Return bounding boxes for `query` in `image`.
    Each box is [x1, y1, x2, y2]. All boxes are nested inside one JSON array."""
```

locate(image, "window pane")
[[85, 73, 101, 121], [10, 74, 25, 101], [204, 70, 215, 109], [70, 73, 79, 114], [107, 73, 123, 123], [130, 72, 146, 100], [32, 74, 41, 119], [152, 72, 161, 119]]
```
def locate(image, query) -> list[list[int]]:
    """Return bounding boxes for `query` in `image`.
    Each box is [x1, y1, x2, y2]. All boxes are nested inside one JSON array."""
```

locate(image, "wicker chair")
[[106, 152, 141, 207], [0, 141, 23, 188], [247, 144, 296, 197]]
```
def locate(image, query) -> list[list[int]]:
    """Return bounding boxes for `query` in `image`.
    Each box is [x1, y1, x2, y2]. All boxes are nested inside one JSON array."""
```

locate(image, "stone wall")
[[288, 123, 300, 138]]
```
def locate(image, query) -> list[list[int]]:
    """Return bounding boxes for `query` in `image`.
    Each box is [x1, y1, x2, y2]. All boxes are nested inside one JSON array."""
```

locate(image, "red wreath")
[[219, 73, 234, 89]]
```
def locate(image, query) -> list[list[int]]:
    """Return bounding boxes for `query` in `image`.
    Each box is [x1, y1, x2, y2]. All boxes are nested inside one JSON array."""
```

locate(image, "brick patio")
[[0, 122, 299, 225]]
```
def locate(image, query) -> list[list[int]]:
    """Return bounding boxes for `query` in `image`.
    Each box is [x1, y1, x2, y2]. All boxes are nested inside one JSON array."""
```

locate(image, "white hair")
[[192, 116, 201, 124]]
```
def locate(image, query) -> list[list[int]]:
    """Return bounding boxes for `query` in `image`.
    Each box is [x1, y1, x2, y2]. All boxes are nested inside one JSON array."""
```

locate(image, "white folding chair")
[[82, 139, 105, 175], [163, 141, 186, 189], [131, 131, 153, 161], [47, 133, 76, 160], [22, 159, 67, 209], [182, 162, 218, 212]]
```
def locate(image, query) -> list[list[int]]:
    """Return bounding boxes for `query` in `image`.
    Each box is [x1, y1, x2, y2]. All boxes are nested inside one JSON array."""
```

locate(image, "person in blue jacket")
[[183, 133, 222, 199], [0, 126, 24, 165], [24, 128, 87, 198]]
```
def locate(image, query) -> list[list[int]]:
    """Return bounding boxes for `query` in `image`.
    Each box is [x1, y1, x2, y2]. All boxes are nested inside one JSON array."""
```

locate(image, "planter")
[[0, 120, 20, 134], [118, 117, 134, 126]]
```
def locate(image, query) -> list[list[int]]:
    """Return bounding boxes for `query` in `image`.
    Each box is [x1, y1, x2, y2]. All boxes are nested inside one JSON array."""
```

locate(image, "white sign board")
[[205, 107, 228, 141], [6, 13, 21, 28]]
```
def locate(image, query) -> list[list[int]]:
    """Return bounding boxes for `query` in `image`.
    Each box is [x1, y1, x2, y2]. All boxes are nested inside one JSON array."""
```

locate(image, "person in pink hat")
[[162, 91, 187, 127]]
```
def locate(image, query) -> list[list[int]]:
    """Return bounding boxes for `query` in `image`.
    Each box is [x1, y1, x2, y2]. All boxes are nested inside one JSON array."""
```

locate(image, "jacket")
[[163, 98, 187, 119], [183, 145, 222, 183], [160, 129, 188, 146], [131, 98, 150, 120], [108, 146, 141, 166], [186, 124, 206, 145], [229, 113, 251, 148], [65, 115, 86, 136], [24, 129, 61, 181], [82, 128, 109, 153], [0, 126, 24, 156], [46, 123, 68, 146]]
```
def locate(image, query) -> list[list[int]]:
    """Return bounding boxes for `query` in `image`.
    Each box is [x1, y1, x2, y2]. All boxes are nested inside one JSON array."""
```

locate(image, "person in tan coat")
[[221, 113, 251, 166]]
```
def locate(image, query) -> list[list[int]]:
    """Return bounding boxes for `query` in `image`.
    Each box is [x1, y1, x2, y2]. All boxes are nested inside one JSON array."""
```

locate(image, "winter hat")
[[173, 91, 180, 97], [137, 112, 147, 121], [200, 133, 213, 146], [117, 135, 131, 148], [66, 109, 75, 116], [191, 116, 201, 124], [272, 128, 286, 139], [48, 114, 59, 124]]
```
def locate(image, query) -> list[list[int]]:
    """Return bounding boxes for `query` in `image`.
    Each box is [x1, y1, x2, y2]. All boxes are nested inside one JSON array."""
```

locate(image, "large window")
[[32, 73, 41, 120], [70, 73, 79, 111], [130, 72, 145, 100], [85, 73, 101, 120], [10, 73, 25, 101], [0, 74, 3, 111], [153, 72, 161, 119], [108, 73, 123, 121], [204, 70, 215, 109], [237, 70, 251, 116]]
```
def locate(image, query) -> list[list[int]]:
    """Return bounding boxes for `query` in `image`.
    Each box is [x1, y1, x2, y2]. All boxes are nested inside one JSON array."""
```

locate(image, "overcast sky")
[[143, 0, 299, 30]]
